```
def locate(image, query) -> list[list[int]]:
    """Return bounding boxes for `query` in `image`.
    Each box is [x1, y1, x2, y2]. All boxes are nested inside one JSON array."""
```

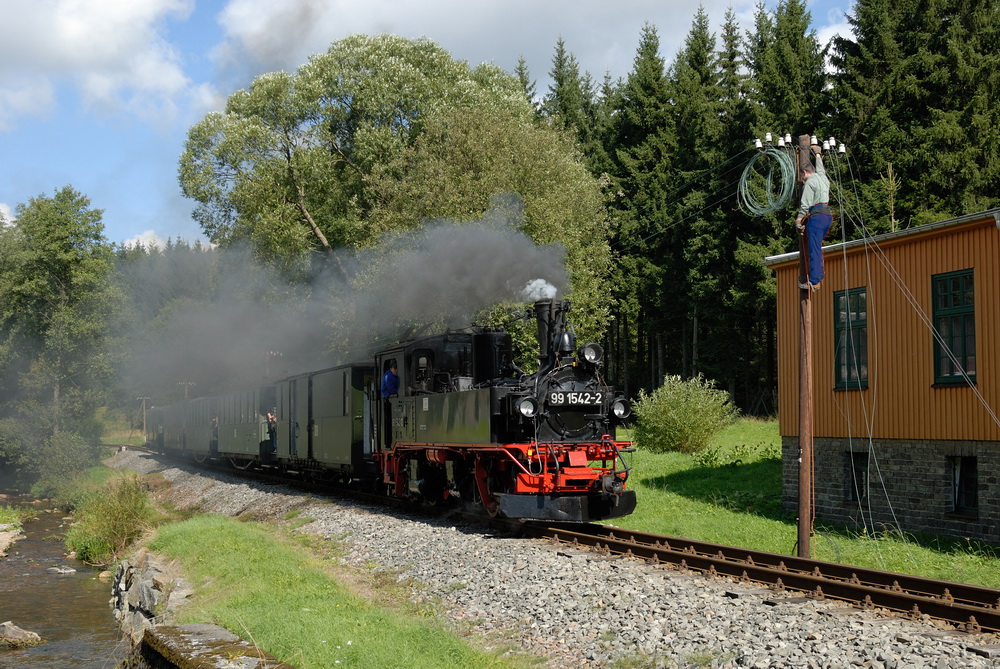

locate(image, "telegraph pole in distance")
[[136, 396, 150, 445], [796, 133, 815, 559]]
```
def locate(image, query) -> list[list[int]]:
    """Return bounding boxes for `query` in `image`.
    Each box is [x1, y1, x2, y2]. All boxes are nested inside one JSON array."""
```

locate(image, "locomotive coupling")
[[600, 473, 625, 496]]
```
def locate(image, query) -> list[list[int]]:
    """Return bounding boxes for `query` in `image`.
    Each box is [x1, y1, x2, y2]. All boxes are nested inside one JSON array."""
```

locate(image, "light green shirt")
[[798, 155, 829, 217]]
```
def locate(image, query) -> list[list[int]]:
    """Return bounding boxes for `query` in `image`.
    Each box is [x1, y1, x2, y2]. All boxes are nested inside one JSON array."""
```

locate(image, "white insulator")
[[754, 138, 763, 148], [777, 137, 786, 147], [823, 140, 831, 151], [829, 136, 836, 146], [838, 143, 847, 154], [765, 132, 772, 143], [810, 135, 818, 145], [784, 134, 792, 144]]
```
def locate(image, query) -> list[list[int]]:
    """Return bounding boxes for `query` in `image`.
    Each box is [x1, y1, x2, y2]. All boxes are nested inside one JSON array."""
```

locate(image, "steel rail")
[[527, 524, 1000, 634]]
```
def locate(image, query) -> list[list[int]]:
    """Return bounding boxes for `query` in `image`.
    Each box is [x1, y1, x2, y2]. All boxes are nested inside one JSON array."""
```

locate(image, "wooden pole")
[[796, 134, 814, 559]]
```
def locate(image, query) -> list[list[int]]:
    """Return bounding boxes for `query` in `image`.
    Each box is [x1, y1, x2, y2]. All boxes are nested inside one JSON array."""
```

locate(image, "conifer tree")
[[542, 38, 586, 132], [747, 0, 826, 133], [607, 23, 675, 393], [513, 55, 539, 116], [718, 7, 782, 410], [831, 0, 1000, 227]]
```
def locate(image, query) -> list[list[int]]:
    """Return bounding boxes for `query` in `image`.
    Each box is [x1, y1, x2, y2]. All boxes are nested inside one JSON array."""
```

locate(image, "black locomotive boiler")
[[147, 299, 636, 522]]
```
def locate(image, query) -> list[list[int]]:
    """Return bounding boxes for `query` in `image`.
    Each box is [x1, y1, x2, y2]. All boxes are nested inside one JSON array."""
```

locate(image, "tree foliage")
[[179, 34, 529, 278], [0, 187, 120, 484], [369, 102, 612, 341], [179, 34, 613, 349]]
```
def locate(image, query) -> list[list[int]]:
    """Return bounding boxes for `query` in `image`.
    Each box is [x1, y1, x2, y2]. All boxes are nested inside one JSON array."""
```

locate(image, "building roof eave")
[[763, 207, 1000, 268]]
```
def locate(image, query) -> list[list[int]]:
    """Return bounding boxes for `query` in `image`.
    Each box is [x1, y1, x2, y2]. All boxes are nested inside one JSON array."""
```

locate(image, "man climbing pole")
[[795, 142, 832, 290]]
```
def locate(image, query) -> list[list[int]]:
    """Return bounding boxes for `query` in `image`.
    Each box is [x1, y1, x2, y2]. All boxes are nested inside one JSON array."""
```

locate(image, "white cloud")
[[0, 77, 54, 131], [0, 0, 195, 128], [0, 202, 13, 226], [208, 0, 774, 93], [815, 7, 853, 48]]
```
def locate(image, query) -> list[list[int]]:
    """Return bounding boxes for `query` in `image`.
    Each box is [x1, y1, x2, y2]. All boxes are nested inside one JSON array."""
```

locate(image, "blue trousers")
[[806, 212, 832, 285]]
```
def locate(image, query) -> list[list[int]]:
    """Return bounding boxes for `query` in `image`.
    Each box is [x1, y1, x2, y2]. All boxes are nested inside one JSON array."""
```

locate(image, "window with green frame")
[[932, 269, 975, 384], [834, 287, 867, 388]]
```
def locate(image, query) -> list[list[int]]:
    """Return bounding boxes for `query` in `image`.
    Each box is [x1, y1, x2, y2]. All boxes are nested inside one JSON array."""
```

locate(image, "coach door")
[[289, 377, 309, 457], [375, 351, 403, 450]]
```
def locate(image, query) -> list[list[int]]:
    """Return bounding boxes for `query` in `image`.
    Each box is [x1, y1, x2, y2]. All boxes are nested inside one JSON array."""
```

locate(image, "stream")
[[0, 496, 126, 668]]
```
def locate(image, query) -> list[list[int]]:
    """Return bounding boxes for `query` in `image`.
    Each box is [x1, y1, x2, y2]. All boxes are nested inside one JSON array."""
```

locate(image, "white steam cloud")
[[522, 279, 557, 301]]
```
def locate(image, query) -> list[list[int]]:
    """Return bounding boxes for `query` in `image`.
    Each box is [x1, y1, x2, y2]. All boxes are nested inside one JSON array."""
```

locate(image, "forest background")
[[1, 0, 998, 487]]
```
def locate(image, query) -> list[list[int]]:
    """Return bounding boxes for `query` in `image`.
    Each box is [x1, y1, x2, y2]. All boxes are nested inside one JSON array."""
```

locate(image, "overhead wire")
[[612, 147, 757, 254]]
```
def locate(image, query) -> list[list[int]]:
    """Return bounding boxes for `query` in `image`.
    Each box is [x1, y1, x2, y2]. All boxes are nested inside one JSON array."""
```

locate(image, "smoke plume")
[[121, 194, 568, 404]]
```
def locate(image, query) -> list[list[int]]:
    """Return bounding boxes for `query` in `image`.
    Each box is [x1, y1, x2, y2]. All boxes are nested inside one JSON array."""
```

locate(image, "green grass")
[[47, 465, 121, 510], [0, 504, 34, 527], [96, 405, 147, 446], [615, 418, 1000, 589], [100, 432, 147, 447], [150, 515, 531, 669]]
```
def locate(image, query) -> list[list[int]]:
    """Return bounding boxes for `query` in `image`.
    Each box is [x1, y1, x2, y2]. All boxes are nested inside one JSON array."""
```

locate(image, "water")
[[0, 497, 127, 668]]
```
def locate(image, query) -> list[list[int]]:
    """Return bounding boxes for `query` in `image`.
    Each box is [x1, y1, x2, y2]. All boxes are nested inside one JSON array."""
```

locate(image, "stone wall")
[[111, 548, 193, 642], [782, 436, 1000, 543]]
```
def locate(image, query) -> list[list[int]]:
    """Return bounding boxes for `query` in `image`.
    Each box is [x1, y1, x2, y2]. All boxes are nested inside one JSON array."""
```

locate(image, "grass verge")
[[150, 515, 530, 669], [615, 418, 1000, 589], [0, 504, 34, 527]]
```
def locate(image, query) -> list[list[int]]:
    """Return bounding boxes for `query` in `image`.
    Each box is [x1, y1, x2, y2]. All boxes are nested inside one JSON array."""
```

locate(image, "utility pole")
[[178, 381, 196, 400], [796, 134, 815, 559], [136, 396, 150, 442]]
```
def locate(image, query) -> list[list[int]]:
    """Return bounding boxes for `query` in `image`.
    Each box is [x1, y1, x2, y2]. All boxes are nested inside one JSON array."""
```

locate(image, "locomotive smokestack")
[[534, 299, 556, 367]]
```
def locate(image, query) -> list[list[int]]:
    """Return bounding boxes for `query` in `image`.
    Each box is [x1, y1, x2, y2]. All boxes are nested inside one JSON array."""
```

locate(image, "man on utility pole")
[[795, 143, 832, 290]]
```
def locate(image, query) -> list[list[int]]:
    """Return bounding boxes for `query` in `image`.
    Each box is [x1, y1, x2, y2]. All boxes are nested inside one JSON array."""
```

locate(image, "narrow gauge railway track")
[[525, 523, 1000, 634]]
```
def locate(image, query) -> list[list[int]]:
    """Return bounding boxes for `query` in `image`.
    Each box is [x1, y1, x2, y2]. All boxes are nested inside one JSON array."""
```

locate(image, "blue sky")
[[0, 0, 852, 247]]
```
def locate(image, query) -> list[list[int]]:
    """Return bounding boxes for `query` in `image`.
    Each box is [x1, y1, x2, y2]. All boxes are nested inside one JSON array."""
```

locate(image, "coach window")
[[834, 287, 868, 389], [948, 456, 978, 516], [932, 269, 975, 385]]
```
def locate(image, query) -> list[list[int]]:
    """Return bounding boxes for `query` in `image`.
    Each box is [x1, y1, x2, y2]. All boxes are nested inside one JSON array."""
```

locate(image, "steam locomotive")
[[147, 299, 636, 522]]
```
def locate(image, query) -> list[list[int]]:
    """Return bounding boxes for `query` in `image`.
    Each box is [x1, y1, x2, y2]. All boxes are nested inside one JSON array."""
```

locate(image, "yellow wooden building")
[[765, 208, 1000, 542]]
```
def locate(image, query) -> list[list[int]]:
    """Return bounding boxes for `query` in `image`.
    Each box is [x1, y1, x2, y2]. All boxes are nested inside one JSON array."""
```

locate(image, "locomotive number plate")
[[548, 391, 603, 406]]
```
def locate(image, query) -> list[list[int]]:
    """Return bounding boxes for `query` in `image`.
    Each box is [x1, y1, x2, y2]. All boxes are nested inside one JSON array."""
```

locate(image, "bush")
[[633, 374, 738, 454], [30, 430, 104, 498], [64, 473, 153, 565]]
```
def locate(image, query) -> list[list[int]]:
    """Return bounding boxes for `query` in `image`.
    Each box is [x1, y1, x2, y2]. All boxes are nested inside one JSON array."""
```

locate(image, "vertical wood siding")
[[773, 215, 1000, 441]]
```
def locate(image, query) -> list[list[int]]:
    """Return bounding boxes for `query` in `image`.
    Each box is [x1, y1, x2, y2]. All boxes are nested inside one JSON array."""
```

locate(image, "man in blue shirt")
[[381, 361, 399, 399], [381, 361, 398, 448], [795, 147, 832, 290]]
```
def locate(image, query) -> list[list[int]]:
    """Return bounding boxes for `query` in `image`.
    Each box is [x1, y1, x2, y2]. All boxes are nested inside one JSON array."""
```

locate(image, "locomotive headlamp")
[[516, 397, 540, 418], [578, 342, 603, 364], [611, 398, 631, 419]]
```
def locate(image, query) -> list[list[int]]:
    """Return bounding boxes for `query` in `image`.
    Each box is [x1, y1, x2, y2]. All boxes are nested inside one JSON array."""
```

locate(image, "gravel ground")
[[107, 450, 1000, 668]]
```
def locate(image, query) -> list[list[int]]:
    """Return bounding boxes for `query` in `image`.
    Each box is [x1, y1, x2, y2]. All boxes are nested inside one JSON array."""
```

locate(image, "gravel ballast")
[[108, 450, 1000, 668]]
